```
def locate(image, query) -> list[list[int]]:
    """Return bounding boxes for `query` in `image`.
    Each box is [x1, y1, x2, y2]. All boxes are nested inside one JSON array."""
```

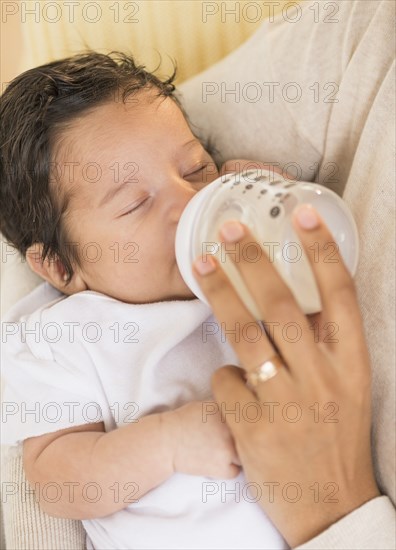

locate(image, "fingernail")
[[295, 204, 319, 229], [220, 220, 245, 242], [194, 255, 216, 275]]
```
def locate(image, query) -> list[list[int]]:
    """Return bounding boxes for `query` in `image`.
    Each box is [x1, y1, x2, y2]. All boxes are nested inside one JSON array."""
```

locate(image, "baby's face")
[[55, 90, 219, 303]]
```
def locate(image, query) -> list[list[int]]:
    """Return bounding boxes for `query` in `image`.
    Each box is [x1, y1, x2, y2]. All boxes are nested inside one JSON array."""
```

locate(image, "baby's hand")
[[162, 401, 241, 479]]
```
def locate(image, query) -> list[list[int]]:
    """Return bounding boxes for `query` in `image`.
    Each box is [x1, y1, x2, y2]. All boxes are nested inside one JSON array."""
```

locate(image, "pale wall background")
[[1, 0, 290, 86]]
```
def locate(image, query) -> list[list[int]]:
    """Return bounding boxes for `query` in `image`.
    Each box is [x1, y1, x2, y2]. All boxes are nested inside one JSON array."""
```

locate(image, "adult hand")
[[192, 204, 380, 548]]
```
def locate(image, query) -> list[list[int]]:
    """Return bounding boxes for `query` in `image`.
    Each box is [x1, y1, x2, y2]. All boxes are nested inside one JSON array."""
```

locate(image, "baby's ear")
[[25, 243, 86, 294], [25, 243, 65, 283]]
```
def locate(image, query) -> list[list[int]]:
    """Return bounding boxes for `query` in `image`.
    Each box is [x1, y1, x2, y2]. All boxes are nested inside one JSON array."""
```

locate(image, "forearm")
[[28, 412, 174, 519]]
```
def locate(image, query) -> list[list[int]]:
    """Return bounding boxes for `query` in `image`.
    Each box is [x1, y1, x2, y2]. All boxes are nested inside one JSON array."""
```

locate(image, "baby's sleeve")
[[1, 304, 105, 447]]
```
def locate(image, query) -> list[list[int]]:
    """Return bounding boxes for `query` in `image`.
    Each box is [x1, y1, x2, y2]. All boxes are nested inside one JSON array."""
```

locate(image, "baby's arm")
[[23, 401, 239, 520]]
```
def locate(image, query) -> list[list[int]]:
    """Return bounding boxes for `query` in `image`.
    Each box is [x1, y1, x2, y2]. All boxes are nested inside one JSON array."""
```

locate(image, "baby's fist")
[[162, 401, 241, 479]]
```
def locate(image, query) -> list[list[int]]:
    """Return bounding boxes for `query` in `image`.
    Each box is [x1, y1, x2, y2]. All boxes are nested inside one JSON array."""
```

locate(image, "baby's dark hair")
[[0, 50, 209, 284]]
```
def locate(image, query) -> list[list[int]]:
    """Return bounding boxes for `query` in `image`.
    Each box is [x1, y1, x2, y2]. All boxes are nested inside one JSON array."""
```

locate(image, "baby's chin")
[[168, 267, 199, 301], [168, 283, 198, 302]]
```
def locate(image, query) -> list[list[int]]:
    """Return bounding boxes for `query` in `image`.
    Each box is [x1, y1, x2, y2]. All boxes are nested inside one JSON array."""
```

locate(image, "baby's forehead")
[[50, 94, 191, 199], [53, 92, 184, 158]]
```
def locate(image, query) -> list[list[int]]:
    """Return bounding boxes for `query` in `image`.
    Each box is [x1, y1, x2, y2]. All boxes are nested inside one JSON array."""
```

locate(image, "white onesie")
[[1, 282, 288, 550]]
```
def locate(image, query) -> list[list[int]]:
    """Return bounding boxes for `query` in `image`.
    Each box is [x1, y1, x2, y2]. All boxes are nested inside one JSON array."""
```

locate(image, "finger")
[[214, 220, 320, 376], [192, 256, 277, 375], [292, 204, 367, 359], [222, 463, 241, 479], [211, 365, 291, 432], [229, 441, 242, 468], [211, 366, 256, 437]]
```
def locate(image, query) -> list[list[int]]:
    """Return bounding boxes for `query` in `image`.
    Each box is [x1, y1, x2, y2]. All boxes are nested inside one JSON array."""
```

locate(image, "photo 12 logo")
[[201, 2, 340, 24], [201, 480, 340, 504], [2, 2, 140, 24], [202, 81, 339, 104]]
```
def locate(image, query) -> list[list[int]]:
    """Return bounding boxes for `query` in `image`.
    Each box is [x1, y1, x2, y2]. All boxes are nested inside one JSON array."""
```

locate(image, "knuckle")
[[264, 291, 297, 318], [240, 240, 262, 263], [203, 271, 230, 296], [211, 368, 226, 388], [332, 278, 358, 307]]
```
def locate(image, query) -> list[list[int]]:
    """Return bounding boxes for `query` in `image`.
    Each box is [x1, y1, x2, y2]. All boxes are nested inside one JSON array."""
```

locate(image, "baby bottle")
[[175, 169, 359, 319]]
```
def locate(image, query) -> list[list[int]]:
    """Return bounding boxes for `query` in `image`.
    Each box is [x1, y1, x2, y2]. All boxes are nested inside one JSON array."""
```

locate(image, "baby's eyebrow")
[[176, 138, 203, 160], [182, 138, 200, 149], [98, 180, 131, 209]]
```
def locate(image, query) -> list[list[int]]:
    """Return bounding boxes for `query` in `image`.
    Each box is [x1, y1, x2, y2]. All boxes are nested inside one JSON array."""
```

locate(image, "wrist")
[[158, 409, 182, 475]]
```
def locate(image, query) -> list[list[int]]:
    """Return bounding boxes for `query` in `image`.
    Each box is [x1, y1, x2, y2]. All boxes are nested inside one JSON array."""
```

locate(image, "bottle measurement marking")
[[269, 180, 282, 186]]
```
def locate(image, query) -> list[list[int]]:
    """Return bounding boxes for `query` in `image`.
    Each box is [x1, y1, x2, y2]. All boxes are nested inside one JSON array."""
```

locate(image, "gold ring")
[[245, 354, 285, 388]]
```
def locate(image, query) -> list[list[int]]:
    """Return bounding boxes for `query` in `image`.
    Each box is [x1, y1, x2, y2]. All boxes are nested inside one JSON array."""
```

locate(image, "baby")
[[1, 52, 287, 549]]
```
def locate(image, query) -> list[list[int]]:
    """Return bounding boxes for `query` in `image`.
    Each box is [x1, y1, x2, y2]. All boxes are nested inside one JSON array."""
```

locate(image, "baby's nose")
[[167, 182, 197, 224]]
